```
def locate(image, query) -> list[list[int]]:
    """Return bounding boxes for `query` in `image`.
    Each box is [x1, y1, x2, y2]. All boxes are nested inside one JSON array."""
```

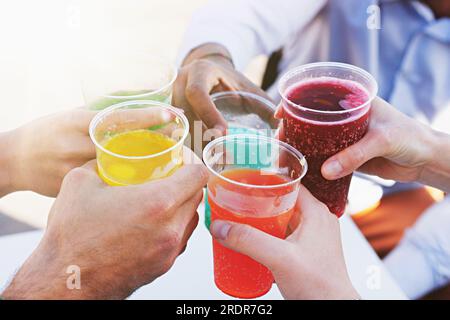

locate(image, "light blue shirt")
[[180, 0, 450, 299], [328, 0, 450, 124], [180, 0, 450, 124]]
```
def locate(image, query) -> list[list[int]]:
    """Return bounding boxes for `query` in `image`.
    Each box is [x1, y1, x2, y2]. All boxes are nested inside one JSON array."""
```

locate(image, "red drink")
[[208, 168, 294, 298], [282, 78, 369, 216], [204, 135, 307, 299], [279, 63, 377, 217]]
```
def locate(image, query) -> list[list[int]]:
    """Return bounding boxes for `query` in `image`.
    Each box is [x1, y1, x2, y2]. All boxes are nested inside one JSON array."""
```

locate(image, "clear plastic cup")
[[203, 134, 307, 299], [278, 62, 378, 217], [204, 91, 279, 229], [211, 91, 278, 135], [82, 53, 177, 110], [89, 100, 188, 186]]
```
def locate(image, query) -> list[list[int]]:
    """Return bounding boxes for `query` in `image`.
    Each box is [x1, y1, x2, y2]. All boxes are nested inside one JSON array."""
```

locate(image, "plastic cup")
[[211, 91, 278, 135], [204, 91, 279, 229], [278, 62, 378, 217], [89, 100, 188, 186], [203, 134, 307, 299], [82, 53, 177, 110]]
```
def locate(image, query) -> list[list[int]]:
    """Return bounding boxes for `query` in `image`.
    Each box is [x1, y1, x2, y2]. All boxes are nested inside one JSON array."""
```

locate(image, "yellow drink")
[[98, 129, 182, 186]]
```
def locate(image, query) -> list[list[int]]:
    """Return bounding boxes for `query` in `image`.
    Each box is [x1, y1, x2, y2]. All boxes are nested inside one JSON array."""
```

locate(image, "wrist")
[[2, 233, 129, 300], [183, 43, 234, 69], [320, 277, 361, 300], [420, 128, 450, 192]]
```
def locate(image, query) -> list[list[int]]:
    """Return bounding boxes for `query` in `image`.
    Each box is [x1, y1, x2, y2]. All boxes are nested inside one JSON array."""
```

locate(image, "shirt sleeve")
[[384, 196, 450, 299], [177, 0, 327, 70]]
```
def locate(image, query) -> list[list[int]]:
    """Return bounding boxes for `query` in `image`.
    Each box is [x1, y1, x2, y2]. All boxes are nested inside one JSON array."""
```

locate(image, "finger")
[[185, 67, 227, 132], [238, 78, 273, 102], [288, 185, 337, 240], [172, 189, 203, 228], [210, 220, 289, 271], [63, 159, 104, 187], [321, 131, 386, 180], [142, 161, 208, 208], [274, 103, 284, 119], [178, 214, 200, 256], [81, 159, 98, 171], [75, 137, 96, 159], [295, 185, 331, 224], [73, 109, 97, 133], [173, 191, 202, 255], [274, 121, 285, 141]]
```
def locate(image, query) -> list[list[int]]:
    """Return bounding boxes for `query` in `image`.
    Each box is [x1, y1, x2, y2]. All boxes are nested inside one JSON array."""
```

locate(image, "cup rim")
[[210, 90, 276, 112], [84, 54, 178, 100], [203, 134, 308, 189], [89, 100, 189, 160], [278, 62, 378, 115]]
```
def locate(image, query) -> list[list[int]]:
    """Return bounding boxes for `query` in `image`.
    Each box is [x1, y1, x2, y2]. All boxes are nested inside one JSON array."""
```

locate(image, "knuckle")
[[193, 59, 213, 70], [230, 224, 252, 248], [185, 83, 204, 100], [161, 196, 177, 213], [352, 146, 366, 165], [147, 193, 177, 214], [158, 227, 182, 253], [62, 167, 89, 186], [159, 256, 175, 275], [59, 162, 77, 179], [158, 257, 176, 275]]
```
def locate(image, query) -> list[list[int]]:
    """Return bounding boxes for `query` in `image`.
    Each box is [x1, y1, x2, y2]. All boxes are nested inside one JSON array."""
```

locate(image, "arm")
[[178, 0, 326, 70], [173, 0, 326, 134], [384, 197, 450, 299], [0, 108, 95, 198], [210, 185, 360, 300], [2, 148, 208, 299], [320, 97, 450, 192], [420, 130, 450, 191]]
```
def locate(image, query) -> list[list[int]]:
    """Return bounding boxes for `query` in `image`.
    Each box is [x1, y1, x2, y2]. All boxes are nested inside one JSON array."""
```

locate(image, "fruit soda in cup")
[[89, 100, 189, 186], [278, 62, 378, 217], [203, 134, 307, 298], [204, 91, 279, 229]]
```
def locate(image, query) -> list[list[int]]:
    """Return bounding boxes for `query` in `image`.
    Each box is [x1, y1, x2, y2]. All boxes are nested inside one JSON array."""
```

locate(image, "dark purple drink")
[[278, 63, 377, 217]]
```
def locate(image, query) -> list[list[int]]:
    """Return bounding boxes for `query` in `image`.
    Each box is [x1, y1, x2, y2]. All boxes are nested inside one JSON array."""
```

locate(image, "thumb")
[[321, 131, 384, 180], [210, 220, 288, 271]]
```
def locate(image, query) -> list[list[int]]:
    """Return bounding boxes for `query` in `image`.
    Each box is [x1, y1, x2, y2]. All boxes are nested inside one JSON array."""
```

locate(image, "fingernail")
[[323, 160, 343, 178], [210, 220, 231, 240], [213, 125, 226, 136]]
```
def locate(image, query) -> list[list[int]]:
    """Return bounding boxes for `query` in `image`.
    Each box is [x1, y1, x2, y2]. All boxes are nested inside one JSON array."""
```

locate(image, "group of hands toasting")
[[1, 43, 450, 300]]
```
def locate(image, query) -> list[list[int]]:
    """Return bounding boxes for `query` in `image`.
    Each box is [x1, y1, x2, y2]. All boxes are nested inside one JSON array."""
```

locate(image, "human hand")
[[7, 108, 96, 197], [210, 185, 359, 300], [2, 147, 209, 299], [173, 43, 270, 136], [320, 98, 450, 191]]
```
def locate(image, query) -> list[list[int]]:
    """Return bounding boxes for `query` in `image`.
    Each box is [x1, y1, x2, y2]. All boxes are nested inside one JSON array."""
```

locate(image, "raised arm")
[[321, 97, 450, 192], [173, 0, 326, 135], [178, 0, 326, 70], [0, 109, 96, 198]]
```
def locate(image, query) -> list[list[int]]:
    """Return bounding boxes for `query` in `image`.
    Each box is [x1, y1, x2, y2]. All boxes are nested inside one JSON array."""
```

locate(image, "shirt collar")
[[379, 0, 450, 42]]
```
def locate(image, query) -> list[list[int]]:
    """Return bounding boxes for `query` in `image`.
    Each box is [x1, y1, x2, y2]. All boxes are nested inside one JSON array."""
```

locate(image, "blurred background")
[[0, 0, 267, 232]]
